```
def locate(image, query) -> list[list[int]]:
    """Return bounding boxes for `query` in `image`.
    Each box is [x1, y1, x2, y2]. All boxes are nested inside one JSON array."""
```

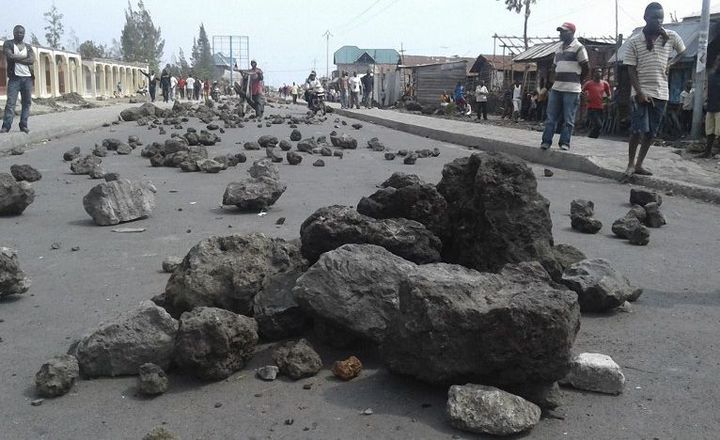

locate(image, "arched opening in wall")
[[95, 65, 103, 94], [84, 64, 93, 95], [105, 66, 112, 94], [119, 67, 125, 94], [0, 51, 7, 96], [68, 58, 80, 93], [112, 66, 119, 95], [55, 55, 66, 94], [40, 52, 53, 96]]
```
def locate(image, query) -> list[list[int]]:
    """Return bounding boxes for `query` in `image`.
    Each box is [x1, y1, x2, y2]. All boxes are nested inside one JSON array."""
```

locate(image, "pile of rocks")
[[570, 199, 603, 234], [611, 189, 666, 245]]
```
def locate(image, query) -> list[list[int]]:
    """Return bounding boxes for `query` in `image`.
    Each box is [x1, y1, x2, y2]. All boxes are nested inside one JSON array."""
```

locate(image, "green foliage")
[[177, 48, 191, 77], [190, 24, 215, 81], [120, 0, 165, 71], [444, 102, 457, 115], [78, 40, 106, 59], [43, 3, 64, 49], [30, 33, 41, 46], [501, 0, 536, 13]]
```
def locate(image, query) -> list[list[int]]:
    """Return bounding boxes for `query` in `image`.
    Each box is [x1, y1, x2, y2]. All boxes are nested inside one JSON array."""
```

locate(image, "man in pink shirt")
[[582, 68, 611, 138]]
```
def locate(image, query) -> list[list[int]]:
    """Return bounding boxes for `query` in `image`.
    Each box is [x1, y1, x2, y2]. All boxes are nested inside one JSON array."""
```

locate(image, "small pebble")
[[214, 402, 223, 408], [362, 408, 373, 415], [31, 399, 44, 406], [303, 383, 313, 390], [71, 246, 80, 252], [285, 419, 294, 425], [50, 242, 61, 250]]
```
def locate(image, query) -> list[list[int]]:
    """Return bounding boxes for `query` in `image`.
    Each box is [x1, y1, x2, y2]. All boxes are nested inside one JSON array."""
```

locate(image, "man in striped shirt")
[[541, 22, 589, 151], [623, 2, 686, 177]]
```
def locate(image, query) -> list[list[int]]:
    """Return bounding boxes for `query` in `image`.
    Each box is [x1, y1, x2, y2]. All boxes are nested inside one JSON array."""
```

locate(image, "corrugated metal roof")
[[512, 41, 561, 62], [333, 46, 400, 65], [611, 19, 719, 63]]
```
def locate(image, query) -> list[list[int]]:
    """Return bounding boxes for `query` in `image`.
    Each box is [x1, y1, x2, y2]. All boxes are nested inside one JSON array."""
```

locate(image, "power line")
[[333, 0, 385, 32], [343, 0, 401, 34]]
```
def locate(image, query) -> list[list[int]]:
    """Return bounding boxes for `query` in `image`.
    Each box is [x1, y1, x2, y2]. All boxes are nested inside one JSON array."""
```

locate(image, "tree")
[[178, 48, 191, 77], [120, 0, 165, 71], [78, 40, 106, 59], [499, 0, 536, 50], [191, 24, 215, 80], [66, 28, 80, 52], [108, 38, 123, 60], [30, 33, 41, 46], [43, 3, 65, 49]]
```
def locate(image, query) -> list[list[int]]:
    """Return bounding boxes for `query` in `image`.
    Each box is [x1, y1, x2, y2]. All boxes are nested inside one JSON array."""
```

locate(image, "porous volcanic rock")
[[0, 173, 34, 215], [561, 258, 642, 312], [73, 301, 179, 377], [299, 205, 442, 264], [436, 153, 555, 272], [174, 307, 258, 381], [630, 188, 662, 207], [272, 338, 322, 380], [252, 271, 309, 340], [10, 164, 42, 182], [162, 234, 306, 316], [137, 363, 169, 396], [223, 178, 287, 211], [0, 247, 31, 296], [70, 155, 103, 175], [35, 354, 80, 397], [82, 179, 156, 226], [330, 134, 357, 149]]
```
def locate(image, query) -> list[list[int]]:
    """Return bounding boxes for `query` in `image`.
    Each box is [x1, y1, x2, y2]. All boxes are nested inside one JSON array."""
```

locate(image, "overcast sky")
[[3, 0, 716, 86]]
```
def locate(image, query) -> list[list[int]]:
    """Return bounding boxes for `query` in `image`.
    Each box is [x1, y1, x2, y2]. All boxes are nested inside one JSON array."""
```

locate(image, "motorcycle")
[[210, 83, 221, 102], [308, 90, 326, 115]]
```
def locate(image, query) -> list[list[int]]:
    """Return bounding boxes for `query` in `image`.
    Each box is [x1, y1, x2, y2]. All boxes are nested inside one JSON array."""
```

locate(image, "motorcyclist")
[[304, 71, 324, 109]]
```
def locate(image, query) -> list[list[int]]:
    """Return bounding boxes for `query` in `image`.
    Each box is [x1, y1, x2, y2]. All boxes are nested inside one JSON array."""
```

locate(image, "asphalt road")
[[1, 102, 719, 440]]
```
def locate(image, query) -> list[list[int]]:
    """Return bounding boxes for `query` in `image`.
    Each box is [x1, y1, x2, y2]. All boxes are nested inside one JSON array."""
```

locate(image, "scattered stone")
[[83, 179, 156, 226], [397, 149, 408, 156], [244, 141, 261, 151], [10, 164, 42, 182], [330, 134, 357, 149], [570, 200, 602, 233], [300, 205, 442, 264], [266, 147, 284, 163], [275, 217, 286, 225], [319, 146, 332, 157], [333, 150, 344, 158], [0, 173, 35, 215], [161, 256, 182, 273], [103, 173, 120, 182], [563, 353, 625, 395], [362, 408, 373, 415], [116, 143, 133, 155], [142, 426, 180, 440], [72, 301, 178, 377], [503, 382, 563, 410], [93, 144, 108, 157], [403, 154, 418, 165], [137, 363, 169, 396], [31, 399, 44, 406], [272, 338, 323, 380], [630, 188, 662, 207], [384, 152, 396, 160], [561, 258, 642, 312], [544, 168, 554, 177], [612, 216, 643, 239], [437, 153, 556, 272], [628, 224, 650, 246], [258, 135, 279, 148], [249, 158, 280, 180], [71, 246, 80, 252], [253, 271, 308, 340], [287, 151, 303, 165], [547, 244, 587, 282], [50, 242, 61, 250], [570, 199, 595, 218], [70, 155, 102, 175], [162, 234, 306, 316], [174, 307, 258, 380], [313, 159, 325, 167], [447, 384, 541, 436], [332, 356, 363, 381], [290, 129, 302, 141], [88, 165, 106, 179], [297, 138, 318, 153], [197, 159, 224, 173], [367, 137, 385, 151], [223, 178, 287, 211], [34, 354, 80, 397], [643, 202, 666, 228], [279, 140, 292, 151], [63, 147, 81, 161], [256, 365, 279, 381], [351, 123, 363, 129]]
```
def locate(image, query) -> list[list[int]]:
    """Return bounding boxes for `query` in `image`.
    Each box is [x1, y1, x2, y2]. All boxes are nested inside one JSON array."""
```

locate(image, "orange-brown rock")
[[332, 356, 363, 381]]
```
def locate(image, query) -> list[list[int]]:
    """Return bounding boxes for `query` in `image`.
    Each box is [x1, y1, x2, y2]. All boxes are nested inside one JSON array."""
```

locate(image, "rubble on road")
[[222, 159, 287, 211], [561, 259, 643, 312], [0, 247, 31, 297], [83, 179, 156, 226], [570, 199, 603, 234], [35, 355, 80, 397], [0, 173, 35, 215], [272, 338, 323, 380], [10, 164, 42, 182], [70, 154, 103, 175], [142, 426, 180, 440], [137, 363, 169, 396], [562, 353, 625, 395], [256, 365, 279, 381], [332, 356, 363, 381]]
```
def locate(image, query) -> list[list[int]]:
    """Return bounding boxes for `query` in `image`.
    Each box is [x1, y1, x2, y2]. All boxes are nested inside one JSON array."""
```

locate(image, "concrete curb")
[[0, 122, 109, 158], [334, 108, 720, 204]]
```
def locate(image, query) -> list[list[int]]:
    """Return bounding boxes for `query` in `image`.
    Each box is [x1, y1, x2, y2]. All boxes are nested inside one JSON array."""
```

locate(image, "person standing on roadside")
[[623, 2, 685, 177], [349, 71, 362, 109], [178, 76, 186, 99], [540, 22, 589, 150], [235, 60, 265, 118], [679, 80, 694, 134], [512, 80, 523, 122], [291, 82, 299, 104], [361, 69, 374, 108], [536, 78, 548, 122], [339, 72, 349, 109], [582, 68, 611, 138], [185, 75, 195, 101], [195, 79, 203, 100], [160, 64, 171, 102], [2, 25, 35, 134], [170, 74, 178, 101], [475, 80, 489, 120], [700, 57, 720, 158], [140, 70, 158, 102]]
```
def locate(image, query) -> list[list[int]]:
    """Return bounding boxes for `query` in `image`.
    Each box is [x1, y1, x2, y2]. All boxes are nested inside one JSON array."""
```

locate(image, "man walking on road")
[[235, 60, 265, 118], [349, 72, 362, 109], [541, 22, 589, 151], [679, 80, 694, 134], [339, 72, 349, 109], [160, 65, 171, 103], [291, 82, 299, 104], [475, 80, 489, 120], [582, 68, 611, 138], [361, 69, 374, 108], [623, 2, 685, 177], [2, 25, 35, 134], [512, 80, 523, 122]]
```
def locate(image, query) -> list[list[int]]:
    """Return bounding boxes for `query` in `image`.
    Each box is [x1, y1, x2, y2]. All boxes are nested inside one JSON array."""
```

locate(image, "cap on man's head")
[[557, 22, 576, 33]]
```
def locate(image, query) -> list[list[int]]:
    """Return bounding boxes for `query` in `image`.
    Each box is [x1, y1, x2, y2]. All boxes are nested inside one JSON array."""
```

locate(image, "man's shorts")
[[706, 112, 720, 136], [631, 98, 667, 137]]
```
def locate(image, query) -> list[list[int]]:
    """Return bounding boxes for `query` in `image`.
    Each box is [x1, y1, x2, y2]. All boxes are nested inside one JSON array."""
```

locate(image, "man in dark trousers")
[[160, 65, 171, 103], [701, 57, 720, 158], [2, 25, 35, 133], [361, 69, 374, 108], [582, 68, 611, 138], [140, 70, 157, 102]]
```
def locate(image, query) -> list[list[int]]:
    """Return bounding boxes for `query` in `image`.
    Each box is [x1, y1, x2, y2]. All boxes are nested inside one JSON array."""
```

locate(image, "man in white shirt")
[[170, 75, 178, 101], [186, 76, 195, 101], [348, 72, 362, 109], [512, 80, 523, 122], [679, 81, 694, 134], [474, 80, 489, 120], [2, 25, 35, 134]]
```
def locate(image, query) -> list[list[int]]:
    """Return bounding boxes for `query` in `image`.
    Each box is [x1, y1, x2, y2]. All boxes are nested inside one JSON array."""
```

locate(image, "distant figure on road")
[[291, 82, 299, 104], [512, 80, 523, 122], [195, 79, 202, 101], [679, 80, 694, 134], [235, 60, 265, 118], [2, 25, 35, 134], [160, 65, 171, 102], [361, 69, 374, 108], [623, 2, 685, 177], [115, 81, 122, 98], [701, 57, 720, 158], [500, 85, 513, 119], [536, 79, 548, 122], [140, 70, 157, 102], [349, 72, 362, 109], [540, 22, 589, 151], [339, 72, 349, 109], [170, 75, 178, 101], [185, 75, 195, 101], [178, 76, 186, 99], [475, 80, 489, 120], [582, 69, 611, 138]]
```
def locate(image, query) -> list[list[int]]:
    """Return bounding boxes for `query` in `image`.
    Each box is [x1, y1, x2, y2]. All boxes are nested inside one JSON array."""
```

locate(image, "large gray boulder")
[[561, 258, 642, 312], [294, 244, 415, 344], [10, 164, 42, 182], [300, 205, 442, 264], [0, 173, 34, 215], [35, 354, 80, 397], [357, 178, 450, 240], [83, 179, 156, 226], [163, 234, 306, 316], [72, 301, 179, 377], [70, 155, 102, 175], [222, 178, 287, 211], [174, 307, 258, 381], [436, 153, 556, 272], [249, 158, 280, 180], [0, 247, 31, 296], [447, 384, 541, 436], [380, 261, 580, 386], [330, 133, 358, 149], [252, 271, 308, 340]]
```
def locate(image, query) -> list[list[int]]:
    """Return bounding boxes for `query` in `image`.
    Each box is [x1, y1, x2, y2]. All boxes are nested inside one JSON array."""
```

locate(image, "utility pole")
[[322, 30, 333, 79], [691, 0, 712, 139], [312, 58, 317, 73]]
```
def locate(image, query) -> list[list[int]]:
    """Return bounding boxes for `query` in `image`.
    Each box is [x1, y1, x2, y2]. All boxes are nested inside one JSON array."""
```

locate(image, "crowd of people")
[[138, 66, 214, 103]]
